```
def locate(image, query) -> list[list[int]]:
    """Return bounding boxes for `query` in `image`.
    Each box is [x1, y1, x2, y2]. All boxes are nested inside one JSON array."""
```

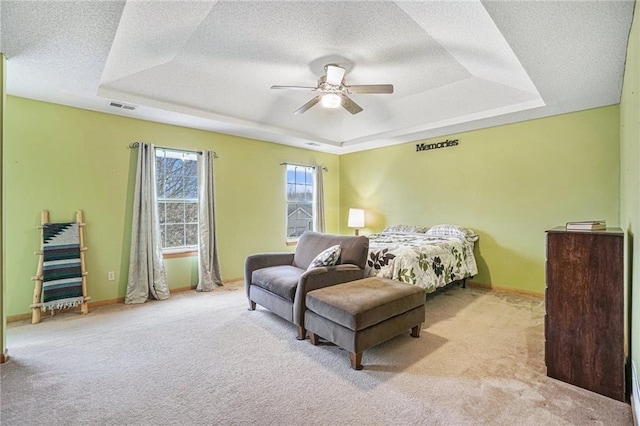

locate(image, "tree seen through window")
[[156, 149, 198, 249], [286, 164, 314, 239]]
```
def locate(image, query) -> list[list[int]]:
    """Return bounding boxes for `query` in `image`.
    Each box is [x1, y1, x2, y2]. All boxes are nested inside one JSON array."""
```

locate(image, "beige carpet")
[[0, 282, 632, 425]]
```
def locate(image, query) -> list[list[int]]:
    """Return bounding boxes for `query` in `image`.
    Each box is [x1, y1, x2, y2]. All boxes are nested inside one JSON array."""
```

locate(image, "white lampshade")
[[347, 208, 365, 229]]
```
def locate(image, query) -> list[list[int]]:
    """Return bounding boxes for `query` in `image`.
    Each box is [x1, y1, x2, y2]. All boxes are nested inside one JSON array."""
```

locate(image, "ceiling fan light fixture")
[[321, 93, 341, 109], [273, 64, 392, 115]]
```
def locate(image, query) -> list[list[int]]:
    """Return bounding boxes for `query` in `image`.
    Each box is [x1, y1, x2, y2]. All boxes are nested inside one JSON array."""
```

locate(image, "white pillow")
[[426, 224, 479, 242], [382, 224, 429, 234], [308, 245, 341, 270]]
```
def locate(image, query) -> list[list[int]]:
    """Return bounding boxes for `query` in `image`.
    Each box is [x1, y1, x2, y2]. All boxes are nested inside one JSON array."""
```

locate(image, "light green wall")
[[1, 54, 6, 357], [339, 106, 620, 294], [4, 96, 340, 317], [620, 1, 639, 398]]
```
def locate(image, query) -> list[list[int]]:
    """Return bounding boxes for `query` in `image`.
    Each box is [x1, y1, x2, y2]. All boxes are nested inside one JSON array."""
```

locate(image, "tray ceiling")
[[0, 1, 635, 154]]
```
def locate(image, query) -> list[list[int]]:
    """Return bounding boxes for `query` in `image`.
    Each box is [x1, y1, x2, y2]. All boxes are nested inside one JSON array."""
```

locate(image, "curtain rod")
[[280, 162, 328, 172], [128, 142, 219, 159]]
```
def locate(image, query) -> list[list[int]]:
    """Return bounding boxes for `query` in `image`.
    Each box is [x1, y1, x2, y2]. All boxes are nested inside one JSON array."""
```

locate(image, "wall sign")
[[416, 138, 459, 152]]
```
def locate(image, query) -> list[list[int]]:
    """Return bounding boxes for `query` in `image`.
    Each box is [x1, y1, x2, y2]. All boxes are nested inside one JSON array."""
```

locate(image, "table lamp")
[[347, 208, 365, 236]]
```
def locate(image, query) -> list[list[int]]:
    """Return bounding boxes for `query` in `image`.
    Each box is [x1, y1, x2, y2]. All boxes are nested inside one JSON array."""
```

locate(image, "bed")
[[364, 224, 479, 293]]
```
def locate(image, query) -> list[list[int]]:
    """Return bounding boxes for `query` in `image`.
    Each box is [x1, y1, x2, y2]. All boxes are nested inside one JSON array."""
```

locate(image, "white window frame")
[[155, 148, 199, 254], [285, 164, 316, 243]]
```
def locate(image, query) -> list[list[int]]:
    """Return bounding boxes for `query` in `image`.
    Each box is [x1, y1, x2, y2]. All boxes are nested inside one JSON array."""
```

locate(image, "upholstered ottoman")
[[305, 277, 426, 370]]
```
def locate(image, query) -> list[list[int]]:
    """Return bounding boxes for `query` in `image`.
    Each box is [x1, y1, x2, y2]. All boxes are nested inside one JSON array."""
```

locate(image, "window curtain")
[[315, 166, 326, 233], [125, 143, 170, 304], [196, 150, 223, 291]]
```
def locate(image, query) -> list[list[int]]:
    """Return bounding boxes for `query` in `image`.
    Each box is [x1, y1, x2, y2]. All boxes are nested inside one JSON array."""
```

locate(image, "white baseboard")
[[632, 361, 640, 426]]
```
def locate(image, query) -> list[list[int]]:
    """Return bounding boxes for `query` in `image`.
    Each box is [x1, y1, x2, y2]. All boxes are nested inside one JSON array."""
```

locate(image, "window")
[[286, 164, 315, 240], [155, 149, 198, 251]]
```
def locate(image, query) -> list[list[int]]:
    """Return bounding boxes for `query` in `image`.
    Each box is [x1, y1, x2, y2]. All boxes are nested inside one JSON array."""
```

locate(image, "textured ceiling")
[[0, 1, 635, 154]]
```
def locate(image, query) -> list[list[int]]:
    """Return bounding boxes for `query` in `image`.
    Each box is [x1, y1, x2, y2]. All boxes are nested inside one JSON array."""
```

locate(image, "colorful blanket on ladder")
[[42, 222, 84, 311]]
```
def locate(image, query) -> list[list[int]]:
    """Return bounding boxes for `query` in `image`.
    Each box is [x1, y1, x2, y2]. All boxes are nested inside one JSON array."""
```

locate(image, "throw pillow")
[[426, 224, 479, 242], [308, 245, 341, 270], [382, 224, 429, 234]]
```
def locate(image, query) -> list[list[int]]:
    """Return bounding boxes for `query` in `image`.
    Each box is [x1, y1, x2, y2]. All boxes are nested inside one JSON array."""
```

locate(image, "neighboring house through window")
[[286, 164, 315, 241], [155, 148, 199, 252]]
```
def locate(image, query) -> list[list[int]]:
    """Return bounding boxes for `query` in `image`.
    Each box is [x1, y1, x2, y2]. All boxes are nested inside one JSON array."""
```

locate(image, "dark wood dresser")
[[545, 227, 625, 401]]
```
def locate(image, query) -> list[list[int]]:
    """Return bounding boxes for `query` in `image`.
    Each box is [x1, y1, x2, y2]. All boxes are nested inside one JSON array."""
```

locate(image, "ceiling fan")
[[271, 64, 394, 115]]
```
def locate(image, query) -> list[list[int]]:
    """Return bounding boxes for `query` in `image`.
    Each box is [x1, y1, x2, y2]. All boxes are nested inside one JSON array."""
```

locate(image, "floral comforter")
[[365, 232, 478, 292]]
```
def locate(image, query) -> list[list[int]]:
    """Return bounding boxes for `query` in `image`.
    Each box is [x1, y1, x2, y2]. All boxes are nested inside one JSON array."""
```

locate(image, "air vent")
[[109, 101, 136, 111], [305, 142, 321, 147]]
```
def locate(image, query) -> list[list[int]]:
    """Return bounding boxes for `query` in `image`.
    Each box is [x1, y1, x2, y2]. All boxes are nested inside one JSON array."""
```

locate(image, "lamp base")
[[354, 229, 359, 236]]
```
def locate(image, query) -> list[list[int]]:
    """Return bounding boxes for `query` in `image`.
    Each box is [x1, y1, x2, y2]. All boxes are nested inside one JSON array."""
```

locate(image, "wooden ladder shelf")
[[30, 210, 91, 324]]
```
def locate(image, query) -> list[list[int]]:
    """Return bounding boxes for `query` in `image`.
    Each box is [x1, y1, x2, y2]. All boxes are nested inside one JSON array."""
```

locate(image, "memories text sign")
[[416, 139, 459, 152]]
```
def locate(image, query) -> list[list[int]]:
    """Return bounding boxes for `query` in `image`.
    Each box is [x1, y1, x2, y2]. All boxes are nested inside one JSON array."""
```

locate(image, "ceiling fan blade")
[[340, 94, 363, 115], [346, 84, 394, 94], [294, 96, 321, 114], [325, 65, 346, 86], [271, 85, 317, 91]]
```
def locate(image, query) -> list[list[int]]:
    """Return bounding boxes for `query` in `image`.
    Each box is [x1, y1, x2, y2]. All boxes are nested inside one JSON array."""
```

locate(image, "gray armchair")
[[245, 231, 369, 339]]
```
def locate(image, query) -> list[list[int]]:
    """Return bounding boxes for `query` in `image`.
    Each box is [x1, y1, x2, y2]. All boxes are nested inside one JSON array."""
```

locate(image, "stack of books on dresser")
[[565, 220, 606, 231]]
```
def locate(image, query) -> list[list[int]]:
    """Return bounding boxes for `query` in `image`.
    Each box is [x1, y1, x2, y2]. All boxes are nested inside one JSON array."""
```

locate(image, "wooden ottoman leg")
[[309, 332, 320, 345], [349, 352, 363, 370], [411, 323, 422, 338], [248, 301, 256, 311]]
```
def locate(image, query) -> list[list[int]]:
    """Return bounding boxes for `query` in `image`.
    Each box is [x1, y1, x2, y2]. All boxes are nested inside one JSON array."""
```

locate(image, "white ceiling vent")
[[109, 101, 136, 111]]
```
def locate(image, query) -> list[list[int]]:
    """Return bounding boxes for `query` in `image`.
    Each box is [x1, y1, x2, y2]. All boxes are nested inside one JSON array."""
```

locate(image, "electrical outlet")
[[108, 271, 115, 281]]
